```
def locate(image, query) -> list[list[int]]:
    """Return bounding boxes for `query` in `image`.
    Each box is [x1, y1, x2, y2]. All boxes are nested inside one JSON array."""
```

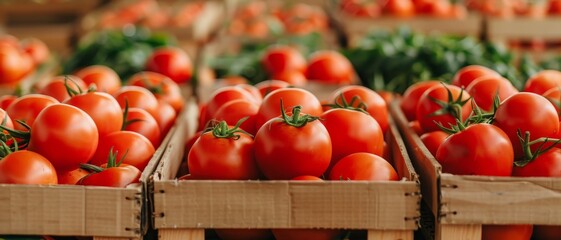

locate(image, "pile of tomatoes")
[[0, 35, 50, 85], [468, 0, 561, 18], [400, 65, 561, 240], [339, 0, 468, 19], [0, 66, 184, 188]]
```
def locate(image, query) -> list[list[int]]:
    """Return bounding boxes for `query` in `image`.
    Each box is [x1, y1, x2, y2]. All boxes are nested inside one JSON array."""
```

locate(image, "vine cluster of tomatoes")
[[400, 65, 561, 240], [0, 66, 184, 188]]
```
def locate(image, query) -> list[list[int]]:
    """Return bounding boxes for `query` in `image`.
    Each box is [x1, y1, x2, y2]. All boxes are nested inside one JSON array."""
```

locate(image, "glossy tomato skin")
[[400, 80, 441, 121], [113, 85, 160, 117], [153, 100, 177, 136], [79, 164, 141, 188], [74, 65, 122, 95], [513, 148, 561, 177], [306, 50, 354, 84], [124, 107, 162, 148], [255, 80, 290, 97], [436, 123, 513, 176], [466, 75, 518, 112], [543, 87, 561, 120], [420, 130, 449, 157], [416, 84, 473, 133], [255, 88, 323, 129], [328, 153, 398, 181], [493, 92, 559, 160], [482, 224, 533, 240], [21, 38, 50, 66], [90, 131, 155, 172], [215, 229, 274, 240], [7, 94, 59, 131], [524, 70, 561, 95], [38, 75, 87, 102], [0, 94, 17, 110], [272, 70, 307, 86], [213, 99, 259, 136], [0, 150, 57, 184], [188, 129, 259, 180], [329, 85, 389, 133], [320, 108, 384, 174], [65, 91, 123, 137], [255, 117, 331, 180], [261, 45, 307, 75], [236, 84, 263, 104], [30, 104, 99, 171], [452, 65, 499, 88], [57, 168, 89, 185], [128, 71, 185, 113], [204, 86, 261, 124], [145, 46, 193, 84], [0, 44, 34, 84]]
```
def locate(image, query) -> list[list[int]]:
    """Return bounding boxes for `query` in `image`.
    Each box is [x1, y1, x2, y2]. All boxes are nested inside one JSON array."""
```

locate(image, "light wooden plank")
[[367, 230, 413, 240], [159, 229, 204, 240], [437, 224, 481, 240]]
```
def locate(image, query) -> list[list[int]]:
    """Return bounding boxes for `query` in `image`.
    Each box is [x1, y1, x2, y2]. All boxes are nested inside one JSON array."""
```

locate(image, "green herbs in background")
[[208, 32, 326, 85], [343, 27, 540, 94], [63, 27, 174, 81]]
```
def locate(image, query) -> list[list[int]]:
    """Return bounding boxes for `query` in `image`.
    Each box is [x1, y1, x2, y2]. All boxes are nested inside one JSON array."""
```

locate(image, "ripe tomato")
[[543, 87, 561, 120], [292, 175, 323, 181], [145, 46, 193, 84], [0, 44, 34, 84], [400, 80, 441, 121], [416, 84, 473, 133], [128, 71, 185, 113], [0, 94, 17, 110], [384, 0, 415, 18], [320, 108, 384, 174], [38, 75, 87, 102], [236, 84, 263, 104], [494, 92, 559, 160], [272, 229, 341, 240], [21, 38, 49, 66], [272, 70, 307, 86], [482, 225, 533, 240], [261, 45, 307, 76], [215, 229, 274, 240], [255, 80, 290, 97], [0, 150, 57, 184], [153, 100, 177, 136], [452, 65, 500, 88], [113, 85, 160, 117], [124, 107, 162, 148], [29, 104, 99, 171], [213, 99, 259, 136], [79, 164, 141, 188], [329, 85, 389, 133], [306, 50, 354, 84], [436, 123, 513, 176], [524, 70, 561, 95], [74, 65, 122, 95], [340, 0, 382, 18], [65, 91, 123, 137], [420, 130, 449, 157], [329, 153, 398, 181], [466, 75, 518, 112], [90, 131, 155, 172], [57, 168, 89, 185], [204, 86, 261, 125], [255, 88, 323, 130], [255, 106, 331, 180], [6, 94, 59, 132], [513, 148, 561, 177], [188, 121, 260, 180]]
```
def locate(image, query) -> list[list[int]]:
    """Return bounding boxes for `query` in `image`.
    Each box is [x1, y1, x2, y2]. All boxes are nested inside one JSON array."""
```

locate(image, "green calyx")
[[210, 118, 252, 140], [64, 75, 85, 98], [0, 119, 31, 152], [324, 94, 369, 115], [279, 99, 320, 128], [515, 130, 561, 167], [140, 72, 164, 95], [80, 147, 128, 172], [428, 84, 471, 120], [121, 100, 144, 130]]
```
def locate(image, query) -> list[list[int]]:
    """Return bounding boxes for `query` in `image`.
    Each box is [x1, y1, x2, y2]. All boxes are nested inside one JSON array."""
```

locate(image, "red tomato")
[[494, 92, 559, 160], [384, 0, 415, 18], [532, 226, 561, 240], [90, 131, 155, 171], [329, 153, 398, 181], [145, 46, 193, 84], [74, 65, 122, 95], [272, 229, 341, 240], [524, 70, 561, 95], [255, 80, 290, 97], [57, 168, 89, 185], [21, 38, 49, 66], [124, 107, 162, 148], [321, 108, 384, 174], [420, 131, 449, 157], [306, 50, 354, 84], [416, 84, 473, 133], [292, 175, 323, 181], [466, 75, 518, 112], [400, 80, 441, 121], [0, 108, 14, 128], [237, 83, 263, 104], [65, 91, 123, 137], [436, 123, 513, 176], [0, 150, 57, 184], [543, 87, 561, 120], [6, 94, 59, 132], [213, 99, 259, 136], [0, 95, 17, 110], [255, 106, 331, 180], [255, 88, 323, 130], [204, 86, 261, 125], [513, 147, 561, 177], [153, 100, 177, 136], [215, 229, 274, 240], [262, 45, 307, 75], [128, 71, 185, 113], [329, 85, 389, 133], [38, 75, 87, 102], [482, 225, 533, 240], [340, 0, 382, 18], [29, 104, 99, 171], [272, 70, 307, 86], [188, 121, 260, 180], [79, 164, 141, 188], [113, 85, 160, 117], [452, 65, 500, 88], [0, 44, 34, 84]]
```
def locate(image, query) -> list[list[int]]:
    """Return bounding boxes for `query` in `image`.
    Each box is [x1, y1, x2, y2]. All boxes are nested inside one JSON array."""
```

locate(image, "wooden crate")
[[389, 100, 561, 240], [0, 105, 187, 240], [150, 87, 421, 240], [0, 0, 102, 25], [3, 22, 77, 57]]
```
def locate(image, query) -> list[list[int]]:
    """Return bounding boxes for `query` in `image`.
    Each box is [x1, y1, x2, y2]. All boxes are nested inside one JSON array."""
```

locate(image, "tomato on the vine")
[[416, 84, 472, 133], [255, 88, 323, 130]]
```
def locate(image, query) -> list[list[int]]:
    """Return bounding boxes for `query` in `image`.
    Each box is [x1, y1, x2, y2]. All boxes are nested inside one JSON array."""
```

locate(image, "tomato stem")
[[140, 72, 164, 95], [323, 94, 369, 114], [280, 99, 320, 128], [64, 75, 84, 98], [515, 130, 561, 166], [210, 118, 252, 139], [121, 100, 144, 130]]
